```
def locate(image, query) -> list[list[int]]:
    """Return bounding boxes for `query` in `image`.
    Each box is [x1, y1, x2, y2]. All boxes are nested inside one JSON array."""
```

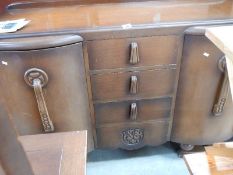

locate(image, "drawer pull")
[[130, 103, 137, 120], [130, 75, 138, 94], [24, 68, 54, 132], [130, 42, 140, 64], [213, 57, 229, 116]]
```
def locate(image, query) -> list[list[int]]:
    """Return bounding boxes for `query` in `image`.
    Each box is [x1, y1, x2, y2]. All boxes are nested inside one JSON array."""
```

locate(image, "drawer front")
[[97, 121, 169, 149], [87, 35, 179, 70], [91, 69, 176, 101], [95, 98, 172, 125]]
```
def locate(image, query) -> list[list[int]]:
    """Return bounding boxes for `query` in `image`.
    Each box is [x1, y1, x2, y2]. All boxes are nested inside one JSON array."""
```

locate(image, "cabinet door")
[[171, 34, 233, 145], [0, 35, 94, 150]]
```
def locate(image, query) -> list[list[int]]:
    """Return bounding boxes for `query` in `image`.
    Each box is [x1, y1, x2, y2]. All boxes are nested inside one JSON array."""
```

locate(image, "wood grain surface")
[[0, 102, 34, 175], [0, 36, 94, 151], [19, 131, 87, 175]]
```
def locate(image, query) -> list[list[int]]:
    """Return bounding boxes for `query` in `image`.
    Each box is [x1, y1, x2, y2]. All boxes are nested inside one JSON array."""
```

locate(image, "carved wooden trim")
[[130, 75, 138, 94], [130, 42, 140, 64], [122, 128, 144, 146], [130, 103, 137, 120], [24, 68, 54, 132]]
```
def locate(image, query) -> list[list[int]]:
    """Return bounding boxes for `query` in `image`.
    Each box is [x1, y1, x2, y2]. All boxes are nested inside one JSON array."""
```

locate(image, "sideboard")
[[0, 0, 233, 151]]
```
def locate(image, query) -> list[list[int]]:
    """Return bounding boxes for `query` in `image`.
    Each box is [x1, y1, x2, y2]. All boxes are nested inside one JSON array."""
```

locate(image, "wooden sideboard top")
[[0, 0, 232, 35]]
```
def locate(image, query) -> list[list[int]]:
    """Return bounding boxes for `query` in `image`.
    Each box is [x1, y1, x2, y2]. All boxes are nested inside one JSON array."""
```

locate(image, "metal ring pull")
[[24, 68, 54, 132], [213, 57, 229, 116]]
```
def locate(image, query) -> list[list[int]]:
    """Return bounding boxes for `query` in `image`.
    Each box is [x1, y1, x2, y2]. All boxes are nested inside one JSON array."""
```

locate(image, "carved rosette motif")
[[122, 128, 144, 146]]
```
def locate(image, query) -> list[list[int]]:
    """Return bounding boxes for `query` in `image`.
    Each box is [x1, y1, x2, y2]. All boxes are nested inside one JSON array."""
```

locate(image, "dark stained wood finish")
[[0, 0, 233, 150], [19, 131, 87, 175], [171, 34, 233, 145], [0, 36, 94, 151], [91, 68, 176, 102], [95, 98, 172, 126], [96, 121, 169, 149], [0, 35, 83, 51], [87, 36, 179, 70]]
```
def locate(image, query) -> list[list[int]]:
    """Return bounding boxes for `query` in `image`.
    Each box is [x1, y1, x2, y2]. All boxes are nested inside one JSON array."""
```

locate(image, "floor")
[[87, 143, 189, 175]]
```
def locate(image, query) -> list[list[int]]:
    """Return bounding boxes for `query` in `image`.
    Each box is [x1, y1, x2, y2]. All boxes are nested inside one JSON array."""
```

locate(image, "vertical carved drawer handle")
[[24, 68, 54, 132], [130, 103, 137, 120], [213, 57, 229, 116], [130, 42, 140, 64], [130, 75, 138, 94]]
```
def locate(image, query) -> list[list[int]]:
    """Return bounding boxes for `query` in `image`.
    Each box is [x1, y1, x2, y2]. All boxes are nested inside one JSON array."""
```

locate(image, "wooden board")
[[206, 26, 233, 101], [19, 131, 87, 175], [184, 143, 233, 175], [0, 163, 6, 175], [0, 103, 34, 175], [184, 152, 211, 175], [205, 145, 233, 175]]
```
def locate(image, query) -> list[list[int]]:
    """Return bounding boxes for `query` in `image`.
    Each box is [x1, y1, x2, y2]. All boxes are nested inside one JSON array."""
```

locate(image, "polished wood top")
[[0, 0, 233, 35]]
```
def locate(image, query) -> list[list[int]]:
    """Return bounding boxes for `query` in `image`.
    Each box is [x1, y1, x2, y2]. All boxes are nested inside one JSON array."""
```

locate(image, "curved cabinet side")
[[0, 35, 94, 151], [171, 34, 233, 145]]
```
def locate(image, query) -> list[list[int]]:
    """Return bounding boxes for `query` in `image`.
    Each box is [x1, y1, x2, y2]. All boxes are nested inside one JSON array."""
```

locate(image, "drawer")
[[87, 35, 179, 70], [96, 121, 169, 149], [95, 98, 172, 125], [91, 69, 176, 102]]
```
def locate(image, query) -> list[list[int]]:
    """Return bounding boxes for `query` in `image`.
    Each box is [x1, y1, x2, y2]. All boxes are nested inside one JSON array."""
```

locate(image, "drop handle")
[[130, 42, 140, 64], [130, 103, 137, 120], [213, 57, 229, 116], [24, 68, 54, 132], [130, 75, 138, 94]]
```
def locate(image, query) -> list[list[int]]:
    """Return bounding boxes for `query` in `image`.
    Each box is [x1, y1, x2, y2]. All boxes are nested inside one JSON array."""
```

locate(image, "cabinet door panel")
[[171, 34, 233, 145], [0, 39, 94, 150]]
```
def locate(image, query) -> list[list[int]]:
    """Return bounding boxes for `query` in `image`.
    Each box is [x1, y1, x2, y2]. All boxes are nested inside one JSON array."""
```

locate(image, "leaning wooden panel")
[[0, 35, 94, 151], [0, 103, 34, 175], [206, 26, 233, 102], [0, 163, 6, 175], [19, 131, 87, 175]]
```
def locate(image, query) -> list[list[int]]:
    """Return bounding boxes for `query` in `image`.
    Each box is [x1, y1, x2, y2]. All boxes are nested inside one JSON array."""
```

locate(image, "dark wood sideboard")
[[0, 0, 233, 151]]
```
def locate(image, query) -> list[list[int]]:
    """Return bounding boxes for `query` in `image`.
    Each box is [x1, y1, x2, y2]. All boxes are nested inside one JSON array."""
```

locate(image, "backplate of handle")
[[24, 68, 54, 132], [213, 57, 229, 116], [130, 42, 140, 64], [130, 103, 137, 120]]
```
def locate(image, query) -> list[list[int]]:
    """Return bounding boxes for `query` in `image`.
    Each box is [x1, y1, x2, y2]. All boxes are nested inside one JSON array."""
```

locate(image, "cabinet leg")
[[180, 144, 194, 151]]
